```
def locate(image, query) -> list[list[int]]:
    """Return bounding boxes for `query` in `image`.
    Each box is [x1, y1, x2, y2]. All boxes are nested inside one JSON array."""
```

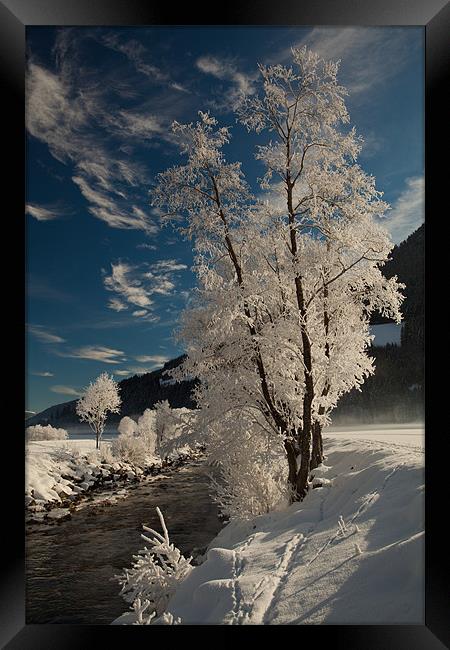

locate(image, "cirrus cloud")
[[134, 354, 169, 364], [383, 176, 424, 244], [28, 325, 65, 344], [195, 54, 256, 109], [59, 345, 126, 364], [51, 385, 81, 396], [26, 203, 60, 222], [103, 259, 187, 319]]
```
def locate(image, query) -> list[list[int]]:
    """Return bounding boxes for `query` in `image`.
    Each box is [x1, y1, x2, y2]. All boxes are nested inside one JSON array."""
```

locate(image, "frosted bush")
[[154, 400, 175, 447], [158, 612, 182, 625], [26, 424, 68, 441], [117, 507, 193, 620], [112, 409, 159, 465], [118, 416, 137, 437], [111, 434, 147, 466], [99, 444, 115, 464], [84, 445, 114, 464], [206, 413, 291, 520], [136, 409, 157, 456], [210, 447, 291, 520], [85, 449, 101, 464]]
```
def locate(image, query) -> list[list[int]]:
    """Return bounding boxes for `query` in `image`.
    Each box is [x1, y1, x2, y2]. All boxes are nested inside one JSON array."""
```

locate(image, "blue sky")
[[26, 26, 424, 413]]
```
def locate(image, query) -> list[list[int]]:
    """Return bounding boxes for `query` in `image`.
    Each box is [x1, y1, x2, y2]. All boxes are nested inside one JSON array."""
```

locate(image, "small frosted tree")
[[76, 373, 121, 449], [117, 507, 193, 621]]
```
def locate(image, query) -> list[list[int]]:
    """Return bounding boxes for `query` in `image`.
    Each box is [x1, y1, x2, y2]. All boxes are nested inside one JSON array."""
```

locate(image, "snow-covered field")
[[117, 433, 424, 625], [325, 423, 424, 449]]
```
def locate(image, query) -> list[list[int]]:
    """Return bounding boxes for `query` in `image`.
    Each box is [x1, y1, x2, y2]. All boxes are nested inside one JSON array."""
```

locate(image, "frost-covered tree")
[[76, 373, 121, 449], [236, 46, 403, 494], [152, 47, 403, 503]]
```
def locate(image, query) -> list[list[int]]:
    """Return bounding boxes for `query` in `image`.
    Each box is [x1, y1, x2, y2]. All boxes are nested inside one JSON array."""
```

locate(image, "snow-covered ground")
[[25, 439, 158, 511], [326, 423, 424, 449], [117, 433, 424, 625]]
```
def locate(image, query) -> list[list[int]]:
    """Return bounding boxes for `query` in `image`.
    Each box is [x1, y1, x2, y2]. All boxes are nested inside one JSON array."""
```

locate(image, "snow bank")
[[147, 437, 424, 625], [25, 439, 160, 512]]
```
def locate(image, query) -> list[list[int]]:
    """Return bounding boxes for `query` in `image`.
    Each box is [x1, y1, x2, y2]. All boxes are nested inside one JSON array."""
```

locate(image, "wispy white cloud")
[[28, 325, 65, 344], [114, 369, 135, 376], [103, 259, 187, 318], [151, 260, 188, 273], [277, 27, 420, 100], [101, 34, 169, 83], [108, 298, 128, 312], [104, 262, 153, 310], [137, 242, 157, 251], [195, 54, 256, 109], [383, 176, 424, 244], [26, 36, 162, 235], [60, 345, 126, 364], [101, 33, 190, 94], [26, 203, 60, 221], [134, 354, 169, 364], [113, 362, 165, 377], [51, 385, 81, 396], [110, 110, 164, 139], [72, 176, 158, 234], [170, 82, 189, 93], [32, 371, 54, 377]]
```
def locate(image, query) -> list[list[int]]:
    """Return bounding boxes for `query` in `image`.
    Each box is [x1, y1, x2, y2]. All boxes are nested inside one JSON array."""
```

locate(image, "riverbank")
[[26, 459, 222, 624], [25, 438, 201, 523]]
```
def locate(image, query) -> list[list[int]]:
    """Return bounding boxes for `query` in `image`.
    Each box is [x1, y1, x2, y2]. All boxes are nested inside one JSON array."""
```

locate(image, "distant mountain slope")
[[27, 356, 196, 427], [371, 223, 424, 325], [335, 224, 424, 424]]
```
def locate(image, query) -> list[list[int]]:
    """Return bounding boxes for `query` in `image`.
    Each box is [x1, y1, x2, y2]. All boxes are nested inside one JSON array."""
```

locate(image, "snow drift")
[[116, 436, 424, 625]]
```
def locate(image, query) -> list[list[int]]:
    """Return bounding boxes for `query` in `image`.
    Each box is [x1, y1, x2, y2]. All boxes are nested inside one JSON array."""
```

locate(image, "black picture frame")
[[1, 0, 447, 646]]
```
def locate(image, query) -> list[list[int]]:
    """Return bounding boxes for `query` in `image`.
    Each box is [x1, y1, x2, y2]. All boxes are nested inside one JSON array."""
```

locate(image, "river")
[[26, 459, 222, 624]]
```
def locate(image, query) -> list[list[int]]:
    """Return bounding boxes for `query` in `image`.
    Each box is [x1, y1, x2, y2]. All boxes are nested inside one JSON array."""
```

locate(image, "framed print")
[[0, 0, 447, 646]]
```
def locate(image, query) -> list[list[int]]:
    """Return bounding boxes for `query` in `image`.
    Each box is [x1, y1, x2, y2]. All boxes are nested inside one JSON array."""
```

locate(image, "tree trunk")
[[96, 431, 99, 450], [311, 421, 324, 471], [295, 376, 314, 500], [284, 437, 299, 492], [285, 167, 315, 502], [310, 276, 328, 471]]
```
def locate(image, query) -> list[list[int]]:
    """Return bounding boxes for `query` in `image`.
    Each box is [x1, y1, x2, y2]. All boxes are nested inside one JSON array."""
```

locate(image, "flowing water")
[[26, 460, 222, 624]]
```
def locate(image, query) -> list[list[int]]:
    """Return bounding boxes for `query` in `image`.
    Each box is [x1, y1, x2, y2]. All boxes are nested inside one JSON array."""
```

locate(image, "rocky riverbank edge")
[[26, 449, 205, 526]]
